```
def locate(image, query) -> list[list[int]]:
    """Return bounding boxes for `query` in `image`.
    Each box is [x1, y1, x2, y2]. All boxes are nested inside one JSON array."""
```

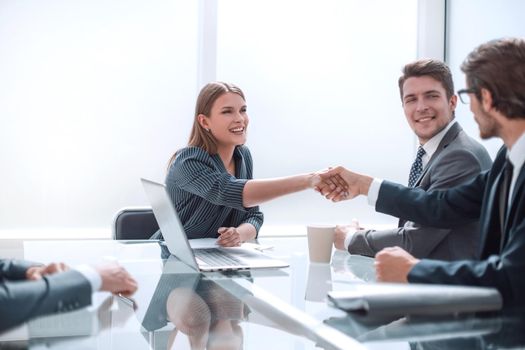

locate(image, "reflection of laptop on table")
[[141, 178, 289, 272]]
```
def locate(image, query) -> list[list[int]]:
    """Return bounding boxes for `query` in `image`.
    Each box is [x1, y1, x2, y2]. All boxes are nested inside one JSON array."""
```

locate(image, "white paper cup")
[[307, 225, 335, 263]]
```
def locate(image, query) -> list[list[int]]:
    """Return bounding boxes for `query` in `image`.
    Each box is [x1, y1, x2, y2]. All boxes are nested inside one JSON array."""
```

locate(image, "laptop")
[[141, 178, 289, 272]]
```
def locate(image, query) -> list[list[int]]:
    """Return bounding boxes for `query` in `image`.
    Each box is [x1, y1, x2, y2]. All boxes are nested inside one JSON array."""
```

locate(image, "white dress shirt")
[[75, 265, 102, 292], [507, 131, 525, 207]]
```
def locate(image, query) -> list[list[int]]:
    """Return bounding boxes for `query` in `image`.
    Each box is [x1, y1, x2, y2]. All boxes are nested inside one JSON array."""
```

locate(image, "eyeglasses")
[[457, 88, 476, 104]]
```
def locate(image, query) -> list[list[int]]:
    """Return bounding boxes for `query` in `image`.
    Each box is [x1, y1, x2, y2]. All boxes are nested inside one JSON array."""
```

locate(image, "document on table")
[[327, 282, 502, 317]]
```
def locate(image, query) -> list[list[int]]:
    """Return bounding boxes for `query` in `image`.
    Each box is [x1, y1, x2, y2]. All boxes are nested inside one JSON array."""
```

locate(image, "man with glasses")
[[334, 59, 491, 260], [319, 38, 525, 308]]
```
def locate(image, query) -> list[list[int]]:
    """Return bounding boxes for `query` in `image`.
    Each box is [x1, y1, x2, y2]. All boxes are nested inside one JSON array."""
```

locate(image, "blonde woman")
[[151, 82, 337, 246]]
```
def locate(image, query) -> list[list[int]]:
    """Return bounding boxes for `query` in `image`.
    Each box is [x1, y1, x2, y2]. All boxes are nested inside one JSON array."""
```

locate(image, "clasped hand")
[[313, 166, 371, 202]]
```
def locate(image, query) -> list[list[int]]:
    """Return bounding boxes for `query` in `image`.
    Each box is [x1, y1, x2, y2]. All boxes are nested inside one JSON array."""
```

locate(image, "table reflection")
[[140, 257, 248, 350], [305, 263, 332, 302], [165, 279, 246, 350], [324, 311, 525, 349], [0, 295, 136, 349], [331, 250, 376, 282]]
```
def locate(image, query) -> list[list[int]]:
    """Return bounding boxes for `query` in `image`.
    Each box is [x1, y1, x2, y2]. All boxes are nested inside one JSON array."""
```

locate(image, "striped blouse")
[[153, 145, 264, 240]]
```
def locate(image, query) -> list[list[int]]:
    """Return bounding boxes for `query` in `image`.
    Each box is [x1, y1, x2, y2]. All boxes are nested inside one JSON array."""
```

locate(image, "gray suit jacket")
[[347, 122, 492, 260], [0, 259, 92, 332]]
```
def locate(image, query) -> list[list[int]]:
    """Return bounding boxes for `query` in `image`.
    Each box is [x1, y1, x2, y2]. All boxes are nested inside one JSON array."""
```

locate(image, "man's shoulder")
[[423, 126, 492, 180], [443, 128, 491, 164]]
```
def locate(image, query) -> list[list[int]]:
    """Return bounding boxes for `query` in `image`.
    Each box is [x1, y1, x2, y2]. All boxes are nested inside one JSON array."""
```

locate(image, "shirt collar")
[[508, 131, 525, 172], [420, 120, 456, 159]]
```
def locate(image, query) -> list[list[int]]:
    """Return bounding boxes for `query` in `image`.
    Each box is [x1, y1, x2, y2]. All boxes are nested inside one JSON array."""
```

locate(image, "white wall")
[[0, 0, 199, 234], [215, 0, 419, 227], [0, 0, 420, 237], [446, 0, 525, 158]]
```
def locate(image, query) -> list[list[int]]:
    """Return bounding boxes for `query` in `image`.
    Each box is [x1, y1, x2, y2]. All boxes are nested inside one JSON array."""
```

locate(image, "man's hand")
[[310, 168, 348, 196], [96, 263, 138, 297], [26, 262, 69, 280], [374, 247, 420, 283], [333, 225, 349, 250], [334, 219, 363, 250], [316, 166, 373, 202], [217, 227, 242, 247]]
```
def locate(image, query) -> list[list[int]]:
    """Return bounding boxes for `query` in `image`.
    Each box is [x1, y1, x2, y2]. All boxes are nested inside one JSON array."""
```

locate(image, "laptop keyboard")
[[194, 248, 245, 266]]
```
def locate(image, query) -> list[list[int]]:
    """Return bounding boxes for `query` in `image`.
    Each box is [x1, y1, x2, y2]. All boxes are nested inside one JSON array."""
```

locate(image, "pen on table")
[[254, 245, 274, 252], [117, 293, 136, 308]]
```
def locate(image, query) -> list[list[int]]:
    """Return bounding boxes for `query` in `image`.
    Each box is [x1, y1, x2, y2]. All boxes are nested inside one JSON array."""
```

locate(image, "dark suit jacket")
[[0, 259, 92, 332], [348, 122, 492, 260], [375, 145, 525, 308]]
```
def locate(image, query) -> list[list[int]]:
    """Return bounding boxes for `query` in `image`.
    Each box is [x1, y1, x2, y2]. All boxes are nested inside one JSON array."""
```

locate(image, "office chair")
[[112, 207, 159, 240]]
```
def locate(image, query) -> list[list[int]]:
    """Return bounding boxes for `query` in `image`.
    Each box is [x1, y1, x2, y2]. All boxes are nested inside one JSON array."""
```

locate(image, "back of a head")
[[461, 37, 525, 120], [398, 59, 455, 100]]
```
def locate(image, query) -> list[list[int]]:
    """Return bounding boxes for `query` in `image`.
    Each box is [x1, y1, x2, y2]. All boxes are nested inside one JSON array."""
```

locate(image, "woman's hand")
[[217, 227, 242, 247], [311, 168, 349, 198]]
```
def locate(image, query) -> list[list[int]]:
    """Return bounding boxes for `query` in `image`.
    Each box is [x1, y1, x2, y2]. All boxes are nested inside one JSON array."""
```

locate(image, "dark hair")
[[398, 59, 455, 101], [461, 37, 525, 119], [167, 82, 246, 167]]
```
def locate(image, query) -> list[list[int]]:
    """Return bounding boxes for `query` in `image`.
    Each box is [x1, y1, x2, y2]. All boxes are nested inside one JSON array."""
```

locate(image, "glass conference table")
[[1, 237, 524, 350]]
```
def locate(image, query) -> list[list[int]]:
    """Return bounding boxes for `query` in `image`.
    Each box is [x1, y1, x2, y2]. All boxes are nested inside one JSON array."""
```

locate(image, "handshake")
[[308, 167, 421, 283], [311, 166, 374, 202]]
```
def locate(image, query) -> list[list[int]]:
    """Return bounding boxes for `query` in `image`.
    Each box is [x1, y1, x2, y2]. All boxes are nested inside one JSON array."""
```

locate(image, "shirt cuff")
[[344, 231, 355, 250], [74, 264, 102, 292], [367, 178, 383, 207]]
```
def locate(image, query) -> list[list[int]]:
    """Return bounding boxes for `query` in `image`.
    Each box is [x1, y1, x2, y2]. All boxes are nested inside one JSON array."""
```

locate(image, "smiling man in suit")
[[0, 259, 138, 332], [334, 59, 492, 260], [320, 38, 525, 308]]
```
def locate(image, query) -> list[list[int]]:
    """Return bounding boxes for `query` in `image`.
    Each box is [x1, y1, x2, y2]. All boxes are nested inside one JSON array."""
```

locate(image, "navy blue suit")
[[376, 146, 525, 308]]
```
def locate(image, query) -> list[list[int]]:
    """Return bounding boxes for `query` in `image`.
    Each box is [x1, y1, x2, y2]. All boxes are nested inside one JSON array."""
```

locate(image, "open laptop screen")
[[141, 178, 199, 270]]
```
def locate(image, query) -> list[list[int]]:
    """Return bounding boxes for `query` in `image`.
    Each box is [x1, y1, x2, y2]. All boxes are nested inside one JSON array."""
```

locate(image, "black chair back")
[[113, 208, 159, 240]]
